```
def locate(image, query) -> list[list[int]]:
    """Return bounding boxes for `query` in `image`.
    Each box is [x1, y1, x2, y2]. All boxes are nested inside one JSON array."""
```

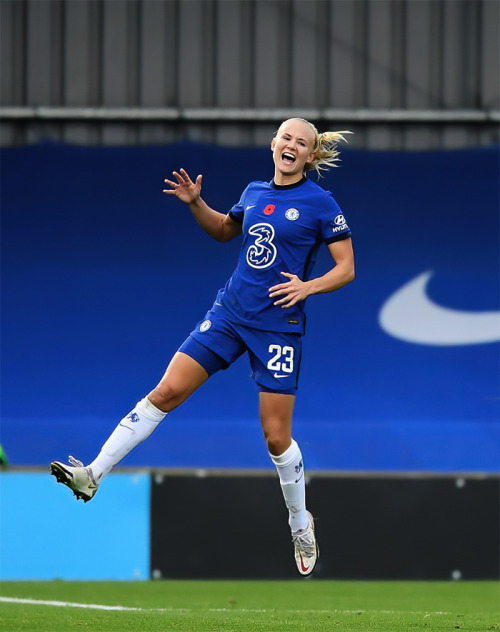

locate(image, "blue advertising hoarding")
[[1, 142, 498, 472]]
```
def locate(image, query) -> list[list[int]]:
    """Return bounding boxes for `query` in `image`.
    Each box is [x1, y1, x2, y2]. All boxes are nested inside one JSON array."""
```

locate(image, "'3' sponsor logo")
[[246, 223, 277, 269]]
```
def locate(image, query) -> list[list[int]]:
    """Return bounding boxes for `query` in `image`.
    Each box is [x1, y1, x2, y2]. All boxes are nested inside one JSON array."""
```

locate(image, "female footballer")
[[51, 118, 355, 576]]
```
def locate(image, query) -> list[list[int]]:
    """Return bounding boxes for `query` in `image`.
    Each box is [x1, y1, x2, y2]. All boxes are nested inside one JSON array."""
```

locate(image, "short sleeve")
[[321, 192, 352, 244], [228, 185, 250, 223]]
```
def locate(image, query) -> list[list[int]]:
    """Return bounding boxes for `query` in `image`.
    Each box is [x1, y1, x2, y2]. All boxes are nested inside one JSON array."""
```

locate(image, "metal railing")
[[1, 106, 499, 123]]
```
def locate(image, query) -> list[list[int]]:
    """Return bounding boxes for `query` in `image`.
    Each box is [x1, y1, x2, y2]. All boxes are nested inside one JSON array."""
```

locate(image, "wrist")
[[188, 195, 202, 210], [305, 279, 316, 297]]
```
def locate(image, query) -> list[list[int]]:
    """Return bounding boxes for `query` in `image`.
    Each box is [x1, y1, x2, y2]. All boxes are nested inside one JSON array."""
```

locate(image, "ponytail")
[[306, 129, 352, 177]]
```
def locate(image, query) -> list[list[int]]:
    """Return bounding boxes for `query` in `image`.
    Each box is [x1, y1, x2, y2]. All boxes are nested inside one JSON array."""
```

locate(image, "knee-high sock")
[[270, 439, 309, 533], [89, 397, 166, 482]]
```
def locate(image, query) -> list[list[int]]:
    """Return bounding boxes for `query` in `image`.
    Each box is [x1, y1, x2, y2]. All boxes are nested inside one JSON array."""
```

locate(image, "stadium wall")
[[1, 471, 498, 580], [1, 0, 499, 149]]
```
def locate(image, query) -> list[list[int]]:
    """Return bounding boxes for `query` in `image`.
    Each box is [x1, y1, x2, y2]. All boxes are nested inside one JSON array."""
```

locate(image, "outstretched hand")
[[163, 168, 202, 204], [269, 272, 312, 308]]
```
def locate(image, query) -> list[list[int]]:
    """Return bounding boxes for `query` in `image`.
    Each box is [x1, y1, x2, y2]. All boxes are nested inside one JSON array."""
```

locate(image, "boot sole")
[[50, 462, 95, 503]]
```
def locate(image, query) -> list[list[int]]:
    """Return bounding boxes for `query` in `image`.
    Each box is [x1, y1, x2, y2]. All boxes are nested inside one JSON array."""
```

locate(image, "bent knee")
[[265, 434, 291, 457], [149, 382, 188, 412]]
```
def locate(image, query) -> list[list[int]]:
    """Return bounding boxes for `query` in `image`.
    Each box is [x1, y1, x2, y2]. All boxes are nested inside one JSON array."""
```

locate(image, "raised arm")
[[163, 168, 242, 243]]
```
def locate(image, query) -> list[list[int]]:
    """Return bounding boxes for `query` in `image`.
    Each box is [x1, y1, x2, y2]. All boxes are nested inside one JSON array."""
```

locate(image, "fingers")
[[180, 168, 202, 187], [163, 178, 177, 194], [163, 169, 194, 194], [173, 170, 186, 184], [268, 285, 285, 297], [164, 169, 192, 186], [269, 272, 305, 308], [273, 295, 299, 309], [163, 169, 202, 191], [268, 273, 297, 295], [163, 173, 183, 193], [269, 285, 300, 307], [269, 283, 293, 298], [179, 168, 192, 182]]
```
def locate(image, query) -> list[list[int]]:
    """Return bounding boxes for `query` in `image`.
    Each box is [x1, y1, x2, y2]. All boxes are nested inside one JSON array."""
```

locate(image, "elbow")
[[216, 218, 231, 242], [216, 231, 232, 243], [343, 263, 355, 286], [214, 223, 229, 242]]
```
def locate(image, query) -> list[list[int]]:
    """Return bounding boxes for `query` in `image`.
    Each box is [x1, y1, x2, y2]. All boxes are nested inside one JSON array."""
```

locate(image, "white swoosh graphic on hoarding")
[[379, 271, 500, 346]]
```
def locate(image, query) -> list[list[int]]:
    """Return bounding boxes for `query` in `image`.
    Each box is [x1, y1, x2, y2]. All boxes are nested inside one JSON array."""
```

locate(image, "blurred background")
[[1, 0, 499, 148], [1, 0, 499, 581]]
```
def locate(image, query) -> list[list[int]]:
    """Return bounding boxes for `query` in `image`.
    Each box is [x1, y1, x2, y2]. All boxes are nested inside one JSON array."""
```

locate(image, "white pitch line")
[[0, 597, 194, 613], [209, 607, 453, 616], [0, 596, 453, 617], [0, 597, 145, 611]]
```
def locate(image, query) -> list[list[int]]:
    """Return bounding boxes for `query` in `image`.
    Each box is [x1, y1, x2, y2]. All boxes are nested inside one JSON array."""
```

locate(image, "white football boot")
[[292, 511, 319, 576], [50, 455, 98, 502]]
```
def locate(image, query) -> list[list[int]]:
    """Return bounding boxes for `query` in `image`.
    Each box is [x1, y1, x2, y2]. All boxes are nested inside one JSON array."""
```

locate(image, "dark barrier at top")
[[1, 142, 499, 471]]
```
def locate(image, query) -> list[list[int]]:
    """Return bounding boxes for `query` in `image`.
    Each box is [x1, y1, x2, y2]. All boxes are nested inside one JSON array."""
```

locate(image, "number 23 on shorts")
[[267, 344, 294, 374]]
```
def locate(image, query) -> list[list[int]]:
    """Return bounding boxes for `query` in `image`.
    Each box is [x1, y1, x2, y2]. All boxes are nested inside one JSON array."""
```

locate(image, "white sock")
[[89, 397, 166, 482], [270, 439, 309, 533]]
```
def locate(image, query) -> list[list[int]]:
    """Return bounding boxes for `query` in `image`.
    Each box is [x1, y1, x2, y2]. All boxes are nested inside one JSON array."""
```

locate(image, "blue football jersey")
[[215, 176, 351, 333]]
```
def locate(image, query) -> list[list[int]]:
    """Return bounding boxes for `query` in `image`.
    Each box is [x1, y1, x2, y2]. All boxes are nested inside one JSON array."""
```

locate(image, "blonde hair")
[[277, 118, 352, 177]]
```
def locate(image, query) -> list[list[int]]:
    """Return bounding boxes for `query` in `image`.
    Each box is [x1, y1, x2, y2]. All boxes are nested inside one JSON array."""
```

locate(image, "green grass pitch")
[[0, 580, 498, 631]]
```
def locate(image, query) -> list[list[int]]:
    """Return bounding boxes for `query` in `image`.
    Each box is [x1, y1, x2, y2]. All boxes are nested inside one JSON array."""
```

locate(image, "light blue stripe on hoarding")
[[0, 472, 150, 580]]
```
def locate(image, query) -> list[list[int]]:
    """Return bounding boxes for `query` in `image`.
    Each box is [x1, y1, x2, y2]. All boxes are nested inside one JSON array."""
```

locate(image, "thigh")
[[149, 309, 248, 411], [259, 391, 296, 455], [148, 351, 210, 411]]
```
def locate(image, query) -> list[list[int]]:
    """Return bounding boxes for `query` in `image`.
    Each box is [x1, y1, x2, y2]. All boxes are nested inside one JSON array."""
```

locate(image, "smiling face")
[[271, 119, 316, 185]]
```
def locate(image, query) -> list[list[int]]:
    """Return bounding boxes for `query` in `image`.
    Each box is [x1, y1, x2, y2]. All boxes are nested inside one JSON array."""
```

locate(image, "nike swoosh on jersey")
[[379, 270, 500, 346], [245, 204, 256, 210], [273, 373, 289, 378]]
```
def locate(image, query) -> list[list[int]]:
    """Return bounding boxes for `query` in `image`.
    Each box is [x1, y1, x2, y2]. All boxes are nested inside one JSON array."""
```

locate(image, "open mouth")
[[281, 152, 296, 165]]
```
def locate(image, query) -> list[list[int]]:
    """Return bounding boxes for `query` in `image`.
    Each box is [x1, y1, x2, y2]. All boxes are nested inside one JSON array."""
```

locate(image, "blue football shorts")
[[178, 307, 302, 395]]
